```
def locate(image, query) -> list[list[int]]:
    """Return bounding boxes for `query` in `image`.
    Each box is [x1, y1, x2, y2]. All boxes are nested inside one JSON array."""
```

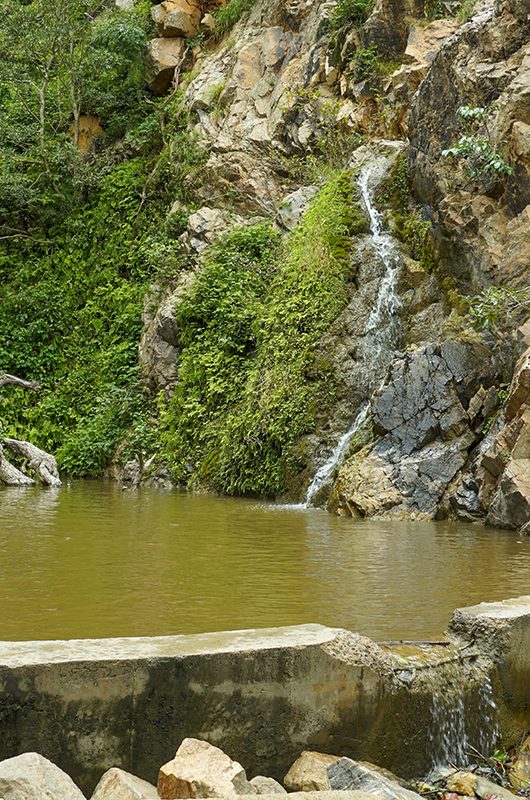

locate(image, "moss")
[[161, 170, 368, 495]]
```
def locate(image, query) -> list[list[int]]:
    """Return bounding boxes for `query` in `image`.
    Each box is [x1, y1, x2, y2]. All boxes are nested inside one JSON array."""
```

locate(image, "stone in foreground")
[[158, 739, 254, 799], [91, 767, 158, 799], [284, 752, 340, 792], [0, 751, 86, 800], [509, 735, 530, 791], [249, 776, 287, 794], [328, 759, 423, 800]]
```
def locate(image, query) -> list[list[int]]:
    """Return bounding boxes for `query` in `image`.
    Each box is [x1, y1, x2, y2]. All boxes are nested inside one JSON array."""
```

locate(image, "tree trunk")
[[0, 444, 35, 486], [2, 439, 62, 487], [0, 373, 41, 390], [0, 372, 60, 487]]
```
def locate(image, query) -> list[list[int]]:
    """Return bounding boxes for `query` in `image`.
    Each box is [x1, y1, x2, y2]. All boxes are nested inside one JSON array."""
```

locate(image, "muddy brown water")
[[1, 481, 528, 642]]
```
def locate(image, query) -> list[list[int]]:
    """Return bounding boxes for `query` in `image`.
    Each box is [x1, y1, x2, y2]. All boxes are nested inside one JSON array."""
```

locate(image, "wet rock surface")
[[330, 338, 515, 521]]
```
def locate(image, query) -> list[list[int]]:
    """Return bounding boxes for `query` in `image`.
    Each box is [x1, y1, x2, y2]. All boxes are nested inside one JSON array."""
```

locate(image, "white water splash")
[[429, 672, 499, 769], [305, 144, 403, 508]]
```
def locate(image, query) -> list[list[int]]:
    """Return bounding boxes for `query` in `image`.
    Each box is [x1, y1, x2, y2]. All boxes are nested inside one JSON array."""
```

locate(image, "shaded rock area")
[[408, 0, 530, 288]]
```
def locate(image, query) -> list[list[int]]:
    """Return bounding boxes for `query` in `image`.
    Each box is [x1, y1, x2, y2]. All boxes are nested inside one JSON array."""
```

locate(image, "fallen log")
[[2, 438, 62, 487], [0, 444, 35, 485], [0, 373, 41, 391]]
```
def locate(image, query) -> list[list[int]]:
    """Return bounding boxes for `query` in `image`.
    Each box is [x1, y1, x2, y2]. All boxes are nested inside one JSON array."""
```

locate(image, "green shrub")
[[330, 0, 374, 29], [213, 0, 254, 37], [162, 171, 368, 495]]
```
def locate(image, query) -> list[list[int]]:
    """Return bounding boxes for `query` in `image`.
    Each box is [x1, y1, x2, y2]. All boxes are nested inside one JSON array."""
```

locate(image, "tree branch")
[[0, 373, 42, 391]]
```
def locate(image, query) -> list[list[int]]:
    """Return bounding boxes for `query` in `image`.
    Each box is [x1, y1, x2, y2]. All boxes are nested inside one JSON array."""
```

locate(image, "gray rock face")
[[331, 338, 510, 519], [328, 759, 423, 800], [91, 768, 158, 800], [0, 752, 86, 800]]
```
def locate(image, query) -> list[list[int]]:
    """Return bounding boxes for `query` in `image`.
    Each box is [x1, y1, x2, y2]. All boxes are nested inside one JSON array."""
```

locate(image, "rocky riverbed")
[[1, 737, 529, 800]]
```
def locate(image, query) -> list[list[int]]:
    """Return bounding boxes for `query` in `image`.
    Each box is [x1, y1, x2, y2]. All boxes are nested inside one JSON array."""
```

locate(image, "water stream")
[[305, 144, 403, 507]]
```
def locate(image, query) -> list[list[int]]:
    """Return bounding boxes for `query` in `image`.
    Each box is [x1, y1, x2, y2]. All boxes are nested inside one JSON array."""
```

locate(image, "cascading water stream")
[[305, 144, 403, 508], [428, 670, 499, 770]]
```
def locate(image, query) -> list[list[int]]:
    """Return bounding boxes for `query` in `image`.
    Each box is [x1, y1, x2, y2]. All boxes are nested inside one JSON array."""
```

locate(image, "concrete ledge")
[[0, 598, 529, 796], [0, 624, 341, 667], [448, 595, 530, 739]]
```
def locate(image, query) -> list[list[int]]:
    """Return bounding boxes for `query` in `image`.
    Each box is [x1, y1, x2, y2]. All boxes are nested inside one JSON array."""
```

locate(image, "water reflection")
[[0, 481, 528, 642]]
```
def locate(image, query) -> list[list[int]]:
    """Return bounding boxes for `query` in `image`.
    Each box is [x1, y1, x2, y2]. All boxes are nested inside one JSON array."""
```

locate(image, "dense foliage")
[[0, 0, 206, 475], [162, 172, 368, 495]]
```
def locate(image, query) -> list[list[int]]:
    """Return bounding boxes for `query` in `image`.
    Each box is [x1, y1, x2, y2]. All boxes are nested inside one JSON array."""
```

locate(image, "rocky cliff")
[[139, 0, 529, 530]]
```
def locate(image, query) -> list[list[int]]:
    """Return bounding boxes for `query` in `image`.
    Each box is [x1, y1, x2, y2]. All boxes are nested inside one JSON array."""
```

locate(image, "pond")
[[1, 481, 528, 642]]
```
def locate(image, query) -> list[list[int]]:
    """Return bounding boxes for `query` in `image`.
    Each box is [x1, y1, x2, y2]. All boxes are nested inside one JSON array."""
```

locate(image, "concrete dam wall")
[[0, 597, 528, 796]]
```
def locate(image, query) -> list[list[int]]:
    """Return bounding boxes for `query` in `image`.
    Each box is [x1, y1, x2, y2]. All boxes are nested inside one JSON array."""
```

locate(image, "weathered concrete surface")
[[448, 596, 530, 740], [0, 625, 387, 796], [0, 601, 528, 795]]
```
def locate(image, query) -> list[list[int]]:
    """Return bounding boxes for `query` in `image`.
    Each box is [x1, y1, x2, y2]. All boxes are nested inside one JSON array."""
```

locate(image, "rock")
[[157, 738, 255, 799], [445, 772, 477, 796], [139, 272, 194, 392], [403, 20, 458, 67], [91, 767, 158, 799], [332, 339, 507, 520], [250, 776, 287, 794], [328, 759, 423, 800], [474, 775, 520, 800], [146, 37, 187, 95], [183, 207, 245, 253], [284, 752, 341, 792], [0, 752, 86, 800], [484, 344, 530, 529], [276, 187, 318, 232], [509, 735, 530, 790], [151, 0, 201, 39]]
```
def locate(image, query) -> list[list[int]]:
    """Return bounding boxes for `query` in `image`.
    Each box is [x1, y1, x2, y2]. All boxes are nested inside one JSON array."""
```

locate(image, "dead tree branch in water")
[[0, 373, 61, 487]]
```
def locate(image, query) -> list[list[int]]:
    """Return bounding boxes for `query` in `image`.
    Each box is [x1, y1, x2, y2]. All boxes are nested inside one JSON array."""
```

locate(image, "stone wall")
[[0, 598, 528, 796]]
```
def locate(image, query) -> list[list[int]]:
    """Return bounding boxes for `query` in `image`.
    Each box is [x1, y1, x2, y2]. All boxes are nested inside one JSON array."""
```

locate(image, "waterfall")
[[305, 144, 403, 508], [305, 403, 369, 506], [428, 671, 499, 769]]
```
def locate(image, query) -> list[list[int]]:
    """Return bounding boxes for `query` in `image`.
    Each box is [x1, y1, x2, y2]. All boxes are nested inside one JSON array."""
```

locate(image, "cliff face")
[[140, 0, 529, 529]]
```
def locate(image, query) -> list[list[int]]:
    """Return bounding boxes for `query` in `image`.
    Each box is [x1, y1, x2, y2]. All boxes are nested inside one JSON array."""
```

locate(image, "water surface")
[[1, 481, 528, 642]]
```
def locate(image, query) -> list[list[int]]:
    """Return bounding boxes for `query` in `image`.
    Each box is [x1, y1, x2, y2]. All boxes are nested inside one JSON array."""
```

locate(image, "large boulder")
[[330, 339, 508, 520], [146, 37, 187, 95], [0, 752, 86, 800], [283, 752, 341, 792], [91, 768, 157, 800], [157, 738, 255, 799], [151, 0, 201, 38]]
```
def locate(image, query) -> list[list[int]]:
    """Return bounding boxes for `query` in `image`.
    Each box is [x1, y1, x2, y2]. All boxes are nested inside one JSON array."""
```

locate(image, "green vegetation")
[[442, 106, 513, 181], [330, 0, 374, 29], [212, 0, 254, 38], [381, 155, 436, 272], [0, 0, 208, 477], [161, 171, 368, 495], [466, 285, 530, 334]]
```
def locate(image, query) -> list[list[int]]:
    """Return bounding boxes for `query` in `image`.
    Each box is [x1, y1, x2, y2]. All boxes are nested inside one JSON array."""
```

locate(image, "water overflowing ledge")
[[0, 596, 528, 795]]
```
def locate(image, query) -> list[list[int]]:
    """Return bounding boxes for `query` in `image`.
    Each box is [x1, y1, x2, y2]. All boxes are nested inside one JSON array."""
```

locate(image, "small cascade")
[[304, 143, 404, 508], [428, 669, 499, 769], [305, 403, 369, 507]]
